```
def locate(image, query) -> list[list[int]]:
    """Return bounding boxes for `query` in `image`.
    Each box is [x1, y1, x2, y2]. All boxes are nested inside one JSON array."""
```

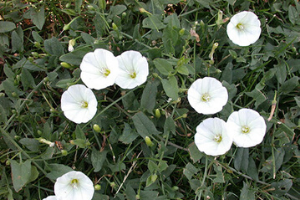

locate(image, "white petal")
[[80, 48, 119, 90], [61, 84, 97, 124], [188, 77, 228, 115], [227, 108, 266, 147], [195, 118, 232, 156], [43, 196, 57, 200], [227, 11, 261, 46]]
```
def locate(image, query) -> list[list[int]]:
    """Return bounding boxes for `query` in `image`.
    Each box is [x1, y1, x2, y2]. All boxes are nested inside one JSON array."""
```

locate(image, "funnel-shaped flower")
[[195, 118, 232, 156], [61, 84, 97, 124], [54, 171, 94, 200], [227, 11, 261, 46], [187, 77, 228, 115], [80, 48, 119, 90], [227, 108, 266, 147], [115, 50, 149, 89]]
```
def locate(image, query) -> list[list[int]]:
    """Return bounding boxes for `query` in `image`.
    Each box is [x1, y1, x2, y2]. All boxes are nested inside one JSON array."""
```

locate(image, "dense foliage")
[[0, 0, 299, 199]]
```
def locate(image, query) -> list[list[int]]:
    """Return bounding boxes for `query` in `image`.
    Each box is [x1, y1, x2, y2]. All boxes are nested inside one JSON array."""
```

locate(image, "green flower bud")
[[95, 184, 101, 190], [63, 23, 71, 31], [61, 150, 68, 156], [98, 0, 106, 10], [135, 195, 140, 199], [151, 174, 157, 182], [110, 182, 116, 188], [66, 3, 71, 8], [0, 92, 5, 97], [28, 57, 34, 62], [11, 92, 18, 97], [172, 186, 179, 191], [34, 42, 41, 48], [37, 130, 42, 135], [43, 77, 49, 82], [154, 109, 161, 118], [87, 5, 94, 10], [93, 124, 101, 133], [112, 23, 118, 31], [31, 52, 39, 58], [122, 12, 127, 18], [145, 136, 154, 147], [179, 28, 185, 36], [61, 62, 72, 69], [6, 160, 10, 166]]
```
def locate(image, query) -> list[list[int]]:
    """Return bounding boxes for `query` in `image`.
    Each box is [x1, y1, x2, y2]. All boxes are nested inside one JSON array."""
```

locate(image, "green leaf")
[[91, 148, 107, 172], [30, 6, 45, 30], [234, 148, 249, 172], [4, 65, 14, 79], [245, 89, 267, 108], [142, 14, 165, 30], [279, 76, 299, 94], [19, 138, 40, 152], [10, 159, 31, 192], [161, 76, 179, 101], [46, 164, 73, 180], [271, 179, 293, 196], [21, 68, 36, 90], [59, 46, 91, 65], [125, 185, 136, 200], [188, 142, 204, 163], [119, 123, 139, 144], [295, 96, 300, 107], [213, 165, 225, 183], [247, 157, 258, 181], [240, 182, 255, 200], [177, 65, 189, 75], [164, 116, 176, 137], [28, 166, 39, 183], [0, 21, 16, 33], [75, 0, 83, 13], [110, 5, 127, 16], [275, 62, 287, 84], [162, 24, 178, 55], [44, 37, 64, 56], [75, 125, 86, 140], [11, 30, 23, 52], [132, 112, 160, 138], [195, 0, 211, 8], [288, 5, 298, 25], [55, 78, 75, 89], [140, 190, 159, 200], [140, 80, 158, 114], [153, 58, 174, 76], [183, 163, 198, 180], [32, 31, 43, 43], [148, 160, 158, 174]]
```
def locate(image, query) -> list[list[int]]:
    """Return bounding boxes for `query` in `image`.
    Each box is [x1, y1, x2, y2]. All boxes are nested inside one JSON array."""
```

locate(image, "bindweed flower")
[[115, 50, 149, 89], [80, 48, 119, 90], [68, 39, 75, 52], [187, 77, 228, 115], [54, 171, 94, 200], [43, 196, 57, 200], [227, 108, 266, 148], [61, 84, 97, 124], [226, 11, 261, 46], [195, 118, 232, 156]]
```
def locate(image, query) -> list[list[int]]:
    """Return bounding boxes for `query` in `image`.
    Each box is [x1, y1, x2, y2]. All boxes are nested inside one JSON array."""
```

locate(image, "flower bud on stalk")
[[145, 136, 154, 147], [93, 124, 101, 133], [154, 109, 161, 118]]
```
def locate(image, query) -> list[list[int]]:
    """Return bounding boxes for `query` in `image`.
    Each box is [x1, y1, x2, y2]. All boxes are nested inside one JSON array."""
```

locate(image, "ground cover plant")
[[0, 0, 299, 199]]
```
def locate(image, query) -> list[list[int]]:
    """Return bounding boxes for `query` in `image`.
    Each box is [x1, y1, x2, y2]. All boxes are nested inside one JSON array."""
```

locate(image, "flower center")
[[130, 72, 136, 79], [70, 178, 79, 188], [201, 93, 211, 102], [236, 23, 244, 30], [81, 101, 88, 108], [213, 134, 222, 143], [241, 125, 250, 134], [104, 69, 110, 77]]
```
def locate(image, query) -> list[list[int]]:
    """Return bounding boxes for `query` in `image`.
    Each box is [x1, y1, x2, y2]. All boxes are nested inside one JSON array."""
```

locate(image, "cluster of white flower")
[[61, 49, 149, 124], [43, 171, 94, 200], [188, 77, 266, 156]]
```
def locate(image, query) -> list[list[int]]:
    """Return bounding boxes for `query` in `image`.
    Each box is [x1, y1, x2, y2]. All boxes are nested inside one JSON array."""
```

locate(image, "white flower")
[[115, 50, 149, 89], [43, 196, 57, 200], [80, 48, 119, 90], [54, 171, 94, 200], [227, 108, 267, 148], [226, 11, 261, 46], [61, 84, 97, 124], [195, 118, 232, 156], [68, 39, 75, 52], [187, 77, 228, 115]]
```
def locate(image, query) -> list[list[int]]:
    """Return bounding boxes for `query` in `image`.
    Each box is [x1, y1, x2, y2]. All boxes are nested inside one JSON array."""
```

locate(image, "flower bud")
[[110, 182, 116, 188], [179, 28, 185, 36], [0, 93, 5, 97], [66, 3, 71, 8], [34, 42, 41, 48], [28, 57, 34, 62], [172, 186, 179, 191], [31, 52, 39, 58], [154, 109, 161, 119], [68, 39, 75, 52], [11, 92, 18, 97], [122, 12, 127, 19], [61, 150, 68, 156], [61, 62, 72, 69], [145, 136, 154, 147], [37, 130, 42, 135], [150, 174, 157, 182], [6, 160, 10, 165], [98, 0, 106, 10], [87, 5, 94, 10], [112, 23, 118, 31], [136, 195, 140, 199], [93, 124, 101, 133], [95, 184, 101, 190], [63, 24, 70, 31]]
